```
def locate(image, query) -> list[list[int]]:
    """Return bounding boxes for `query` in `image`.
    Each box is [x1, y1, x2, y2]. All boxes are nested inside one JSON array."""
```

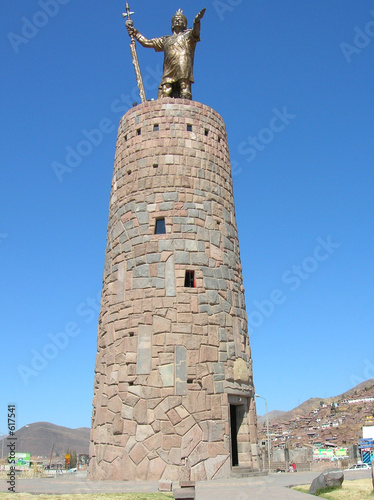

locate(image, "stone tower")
[[89, 98, 259, 481]]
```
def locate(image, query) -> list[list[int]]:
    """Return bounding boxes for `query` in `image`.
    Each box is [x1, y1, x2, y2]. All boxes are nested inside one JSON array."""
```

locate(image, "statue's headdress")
[[172, 9, 187, 29]]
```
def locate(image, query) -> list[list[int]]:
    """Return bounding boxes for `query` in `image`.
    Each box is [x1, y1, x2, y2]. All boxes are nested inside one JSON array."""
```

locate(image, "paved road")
[[0, 469, 371, 499], [197, 470, 371, 500]]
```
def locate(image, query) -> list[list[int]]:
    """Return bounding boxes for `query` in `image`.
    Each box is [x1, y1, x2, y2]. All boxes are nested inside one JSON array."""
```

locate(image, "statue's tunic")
[[148, 29, 200, 85]]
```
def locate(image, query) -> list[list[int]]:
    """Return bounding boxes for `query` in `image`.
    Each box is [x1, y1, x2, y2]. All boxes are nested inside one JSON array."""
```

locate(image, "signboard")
[[335, 448, 348, 458], [359, 438, 374, 450], [363, 427, 374, 439], [313, 448, 348, 460], [14, 453, 30, 466], [313, 449, 334, 460], [362, 451, 372, 464]]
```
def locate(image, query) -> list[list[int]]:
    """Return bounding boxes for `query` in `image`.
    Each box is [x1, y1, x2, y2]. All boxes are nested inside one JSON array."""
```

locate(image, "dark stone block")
[[309, 468, 344, 495], [173, 486, 195, 499]]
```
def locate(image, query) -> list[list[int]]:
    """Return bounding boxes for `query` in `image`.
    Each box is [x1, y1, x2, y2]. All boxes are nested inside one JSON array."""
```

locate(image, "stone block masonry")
[[89, 98, 259, 481]]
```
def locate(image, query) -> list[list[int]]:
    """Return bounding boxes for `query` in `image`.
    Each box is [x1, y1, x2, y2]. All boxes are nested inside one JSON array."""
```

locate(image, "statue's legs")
[[158, 81, 192, 100], [158, 83, 173, 99], [179, 79, 192, 100]]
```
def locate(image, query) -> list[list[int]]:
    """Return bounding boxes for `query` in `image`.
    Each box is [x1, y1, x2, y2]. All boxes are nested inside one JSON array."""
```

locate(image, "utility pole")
[[0, 432, 6, 466], [49, 443, 55, 470], [255, 394, 271, 472]]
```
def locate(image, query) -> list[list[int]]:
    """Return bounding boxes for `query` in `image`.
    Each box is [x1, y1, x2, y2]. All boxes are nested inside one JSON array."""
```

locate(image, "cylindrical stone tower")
[[89, 98, 259, 481]]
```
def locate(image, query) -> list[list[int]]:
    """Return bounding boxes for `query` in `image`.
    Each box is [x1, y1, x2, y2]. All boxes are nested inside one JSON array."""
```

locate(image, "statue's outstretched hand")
[[194, 8, 206, 22]]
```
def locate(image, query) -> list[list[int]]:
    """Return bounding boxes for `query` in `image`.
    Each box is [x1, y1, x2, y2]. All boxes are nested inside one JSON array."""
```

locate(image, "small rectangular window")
[[204, 129, 209, 136], [187, 124, 192, 132], [184, 270, 195, 288], [155, 218, 166, 234], [137, 128, 141, 135], [153, 124, 159, 132]]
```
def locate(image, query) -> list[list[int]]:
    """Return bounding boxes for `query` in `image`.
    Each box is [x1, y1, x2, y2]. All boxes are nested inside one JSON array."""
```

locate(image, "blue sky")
[[1, 0, 374, 432]]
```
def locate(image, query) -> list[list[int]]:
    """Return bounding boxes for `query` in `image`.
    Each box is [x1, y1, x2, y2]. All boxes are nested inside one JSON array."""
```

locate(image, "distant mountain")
[[0, 422, 90, 459], [257, 410, 287, 427]]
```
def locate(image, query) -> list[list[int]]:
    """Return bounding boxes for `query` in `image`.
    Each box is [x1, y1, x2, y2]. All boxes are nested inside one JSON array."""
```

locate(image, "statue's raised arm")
[[125, 8, 206, 100], [193, 8, 206, 38]]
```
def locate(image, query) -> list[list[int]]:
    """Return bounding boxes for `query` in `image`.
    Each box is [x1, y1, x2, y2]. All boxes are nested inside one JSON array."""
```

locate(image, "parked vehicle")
[[344, 463, 371, 471]]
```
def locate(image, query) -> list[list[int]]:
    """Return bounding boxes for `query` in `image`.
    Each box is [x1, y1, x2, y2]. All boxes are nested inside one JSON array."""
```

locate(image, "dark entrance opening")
[[230, 404, 239, 466]]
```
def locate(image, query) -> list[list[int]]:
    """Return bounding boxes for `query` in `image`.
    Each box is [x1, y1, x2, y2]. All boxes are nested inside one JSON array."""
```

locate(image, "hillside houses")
[[258, 383, 374, 449]]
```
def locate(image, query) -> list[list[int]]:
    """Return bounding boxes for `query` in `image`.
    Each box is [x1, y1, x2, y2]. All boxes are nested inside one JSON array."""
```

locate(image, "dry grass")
[[0, 467, 47, 480], [293, 478, 374, 499], [0, 494, 173, 500]]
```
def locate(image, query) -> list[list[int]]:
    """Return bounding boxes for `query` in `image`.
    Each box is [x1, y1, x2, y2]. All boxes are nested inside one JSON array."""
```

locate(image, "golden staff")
[[122, 3, 146, 103]]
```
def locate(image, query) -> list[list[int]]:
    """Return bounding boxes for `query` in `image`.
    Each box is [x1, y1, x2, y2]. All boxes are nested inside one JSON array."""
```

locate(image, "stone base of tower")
[[89, 392, 258, 481], [89, 98, 259, 481]]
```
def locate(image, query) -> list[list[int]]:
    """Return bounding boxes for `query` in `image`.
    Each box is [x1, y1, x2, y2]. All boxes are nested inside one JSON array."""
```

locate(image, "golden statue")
[[126, 8, 206, 100]]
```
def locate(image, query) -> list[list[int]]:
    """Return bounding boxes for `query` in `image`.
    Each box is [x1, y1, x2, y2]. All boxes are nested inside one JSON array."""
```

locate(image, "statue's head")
[[172, 9, 187, 33]]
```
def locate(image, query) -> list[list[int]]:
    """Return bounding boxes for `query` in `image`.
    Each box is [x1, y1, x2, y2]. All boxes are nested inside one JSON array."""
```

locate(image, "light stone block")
[[233, 357, 250, 384], [233, 317, 242, 358], [136, 325, 152, 375], [165, 254, 176, 297], [117, 262, 126, 303], [175, 345, 187, 396], [159, 364, 174, 387]]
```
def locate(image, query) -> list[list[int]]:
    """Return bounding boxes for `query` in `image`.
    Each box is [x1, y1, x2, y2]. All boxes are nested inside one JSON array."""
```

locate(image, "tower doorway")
[[230, 404, 239, 466]]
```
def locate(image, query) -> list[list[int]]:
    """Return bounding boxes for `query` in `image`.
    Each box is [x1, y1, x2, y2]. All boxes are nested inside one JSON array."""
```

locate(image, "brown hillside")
[[0, 422, 90, 459]]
